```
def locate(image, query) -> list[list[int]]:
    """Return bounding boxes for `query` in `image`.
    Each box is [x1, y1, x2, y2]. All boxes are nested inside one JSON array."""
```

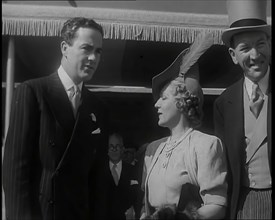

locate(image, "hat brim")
[[152, 48, 188, 101], [152, 48, 202, 101], [222, 25, 271, 47]]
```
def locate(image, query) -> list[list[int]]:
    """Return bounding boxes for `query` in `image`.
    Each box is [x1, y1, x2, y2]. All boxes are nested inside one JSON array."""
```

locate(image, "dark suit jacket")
[[213, 76, 272, 219], [3, 72, 109, 220], [93, 158, 138, 220]]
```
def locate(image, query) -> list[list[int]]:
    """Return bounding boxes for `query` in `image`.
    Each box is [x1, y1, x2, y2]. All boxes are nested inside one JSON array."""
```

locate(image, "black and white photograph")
[[2, 0, 272, 219]]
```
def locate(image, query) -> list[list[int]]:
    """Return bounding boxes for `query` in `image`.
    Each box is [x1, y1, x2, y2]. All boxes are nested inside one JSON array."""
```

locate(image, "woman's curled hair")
[[170, 77, 203, 128]]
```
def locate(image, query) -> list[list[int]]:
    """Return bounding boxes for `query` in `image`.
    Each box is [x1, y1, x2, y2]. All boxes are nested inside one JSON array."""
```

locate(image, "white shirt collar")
[[57, 65, 83, 92], [244, 66, 270, 100]]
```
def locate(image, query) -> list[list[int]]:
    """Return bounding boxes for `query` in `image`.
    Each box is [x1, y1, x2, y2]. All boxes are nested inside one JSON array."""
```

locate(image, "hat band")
[[230, 18, 267, 28]]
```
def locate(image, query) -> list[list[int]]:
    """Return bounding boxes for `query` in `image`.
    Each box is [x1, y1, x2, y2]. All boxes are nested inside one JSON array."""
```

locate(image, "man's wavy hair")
[[169, 77, 203, 128], [61, 17, 103, 46]]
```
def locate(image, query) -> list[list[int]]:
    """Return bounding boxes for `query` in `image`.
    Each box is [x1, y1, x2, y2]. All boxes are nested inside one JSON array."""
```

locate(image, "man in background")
[[93, 131, 139, 220]]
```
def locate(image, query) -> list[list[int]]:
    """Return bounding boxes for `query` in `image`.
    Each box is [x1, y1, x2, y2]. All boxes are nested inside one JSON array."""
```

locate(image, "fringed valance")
[[2, 4, 271, 44]]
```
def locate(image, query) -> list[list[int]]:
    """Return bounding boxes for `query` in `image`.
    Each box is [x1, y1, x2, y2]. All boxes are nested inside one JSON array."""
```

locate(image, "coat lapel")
[[44, 72, 75, 135], [225, 79, 245, 165], [222, 79, 245, 219], [267, 72, 272, 174], [267, 92, 271, 172], [119, 162, 128, 186], [107, 161, 117, 186], [55, 85, 100, 170], [74, 86, 99, 133]]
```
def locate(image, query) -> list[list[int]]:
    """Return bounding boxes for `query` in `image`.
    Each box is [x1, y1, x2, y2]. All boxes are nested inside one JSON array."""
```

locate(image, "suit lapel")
[[56, 85, 99, 170], [267, 73, 272, 173], [119, 162, 127, 186], [74, 86, 99, 133], [44, 72, 75, 135], [107, 161, 117, 186], [225, 79, 245, 164]]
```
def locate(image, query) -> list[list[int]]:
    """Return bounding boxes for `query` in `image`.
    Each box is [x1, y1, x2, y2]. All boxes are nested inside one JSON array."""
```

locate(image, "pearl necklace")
[[162, 128, 193, 168]]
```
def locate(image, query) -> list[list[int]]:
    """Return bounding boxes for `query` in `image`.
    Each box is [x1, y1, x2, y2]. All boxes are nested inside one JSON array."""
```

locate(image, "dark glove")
[[145, 204, 176, 220], [145, 204, 199, 220], [145, 183, 202, 220], [175, 202, 200, 220], [175, 183, 202, 220]]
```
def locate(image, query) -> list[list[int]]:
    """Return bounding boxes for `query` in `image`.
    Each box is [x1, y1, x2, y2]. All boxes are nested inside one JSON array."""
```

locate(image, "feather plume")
[[179, 32, 214, 78], [68, 0, 77, 7]]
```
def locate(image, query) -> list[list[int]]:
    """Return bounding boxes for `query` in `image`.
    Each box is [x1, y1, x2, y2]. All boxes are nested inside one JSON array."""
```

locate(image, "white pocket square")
[[91, 128, 101, 134], [130, 180, 138, 185]]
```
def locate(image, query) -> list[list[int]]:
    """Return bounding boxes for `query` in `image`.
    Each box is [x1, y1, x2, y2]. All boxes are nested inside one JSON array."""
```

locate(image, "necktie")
[[249, 83, 264, 118], [111, 164, 119, 185], [69, 85, 81, 117]]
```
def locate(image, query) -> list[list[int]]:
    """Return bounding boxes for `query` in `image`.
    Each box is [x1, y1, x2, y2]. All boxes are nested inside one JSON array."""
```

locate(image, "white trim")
[[2, 82, 225, 95], [4, 37, 15, 141]]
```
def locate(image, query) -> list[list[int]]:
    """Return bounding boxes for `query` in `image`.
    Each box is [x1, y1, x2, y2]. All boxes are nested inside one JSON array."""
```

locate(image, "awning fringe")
[[2, 18, 224, 44], [2, 4, 270, 44]]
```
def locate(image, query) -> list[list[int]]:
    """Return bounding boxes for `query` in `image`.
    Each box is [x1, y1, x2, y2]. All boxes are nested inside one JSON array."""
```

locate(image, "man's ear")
[[228, 48, 238, 65], [61, 41, 69, 57]]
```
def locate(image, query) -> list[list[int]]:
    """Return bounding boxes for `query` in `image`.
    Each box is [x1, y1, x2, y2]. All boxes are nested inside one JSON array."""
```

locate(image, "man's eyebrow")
[[81, 44, 102, 51], [81, 44, 93, 48]]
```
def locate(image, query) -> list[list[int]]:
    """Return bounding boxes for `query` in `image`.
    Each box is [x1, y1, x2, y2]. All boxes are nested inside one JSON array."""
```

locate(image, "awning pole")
[[4, 37, 15, 144]]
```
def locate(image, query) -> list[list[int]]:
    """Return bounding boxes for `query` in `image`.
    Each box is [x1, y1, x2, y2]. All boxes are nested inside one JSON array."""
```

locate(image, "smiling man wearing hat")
[[213, 0, 271, 219]]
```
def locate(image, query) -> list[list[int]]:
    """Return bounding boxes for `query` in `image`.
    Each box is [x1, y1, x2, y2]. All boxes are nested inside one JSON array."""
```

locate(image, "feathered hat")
[[152, 32, 214, 102], [222, 0, 271, 47]]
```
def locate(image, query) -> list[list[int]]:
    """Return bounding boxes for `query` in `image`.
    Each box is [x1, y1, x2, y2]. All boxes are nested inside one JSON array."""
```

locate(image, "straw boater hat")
[[152, 32, 214, 102], [222, 0, 271, 47]]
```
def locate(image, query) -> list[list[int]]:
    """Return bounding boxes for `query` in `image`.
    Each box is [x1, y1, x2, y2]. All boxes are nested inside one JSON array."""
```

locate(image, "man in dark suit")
[[213, 0, 271, 219], [93, 131, 138, 220], [2, 17, 109, 220]]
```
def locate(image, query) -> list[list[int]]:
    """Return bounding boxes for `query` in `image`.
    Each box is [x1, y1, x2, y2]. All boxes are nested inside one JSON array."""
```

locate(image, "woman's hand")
[[196, 204, 226, 219]]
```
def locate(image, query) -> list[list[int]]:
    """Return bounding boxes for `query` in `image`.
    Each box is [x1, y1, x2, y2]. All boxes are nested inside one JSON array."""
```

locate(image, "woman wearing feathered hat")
[[140, 33, 228, 220], [214, 0, 271, 219]]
